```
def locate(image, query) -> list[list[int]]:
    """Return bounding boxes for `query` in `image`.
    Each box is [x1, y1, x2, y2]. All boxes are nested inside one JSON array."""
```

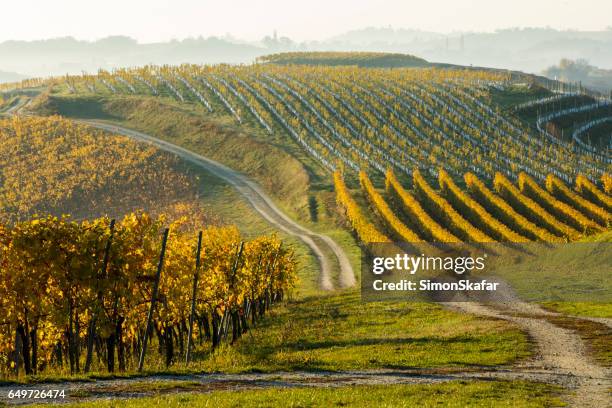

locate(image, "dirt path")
[[1, 97, 29, 115], [445, 301, 611, 408], [0, 366, 606, 406], [81, 121, 355, 290]]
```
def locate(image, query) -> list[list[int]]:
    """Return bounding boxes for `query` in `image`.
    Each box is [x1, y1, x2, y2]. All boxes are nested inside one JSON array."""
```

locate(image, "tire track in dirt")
[[0, 366, 607, 406], [445, 301, 611, 408]]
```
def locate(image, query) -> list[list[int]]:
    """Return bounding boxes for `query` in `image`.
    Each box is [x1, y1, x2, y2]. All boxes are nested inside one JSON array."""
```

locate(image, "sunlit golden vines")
[[494, 173, 578, 240], [519, 173, 603, 234], [603, 174, 612, 195], [0, 213, 296, 377], [385, 169, 460, 243], [576, 174, 612, 212], [334, 171, 389, 243], [359, 171, 422, 242], [545, 174, 610, 227], [0, 116, 196, 222], [468, 173, 563, 243], [439, 170, 527, 242], [413, 169, 491, 242], [41, 63, 608, 182]]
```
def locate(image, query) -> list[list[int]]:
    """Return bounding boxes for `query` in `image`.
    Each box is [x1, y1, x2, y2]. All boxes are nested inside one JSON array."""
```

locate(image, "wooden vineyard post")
[[84, 219, 115, 373], [138, 228, 170, 372], [229, 242, 244, 343], [186, 231, 203, 364]]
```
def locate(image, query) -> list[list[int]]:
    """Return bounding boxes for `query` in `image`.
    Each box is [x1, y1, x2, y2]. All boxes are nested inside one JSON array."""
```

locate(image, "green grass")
[[491, 232, 612, 313], [484, 242, 611, 304], [579, 230, 612, 243], [541, 302, 612, 318], [178, 292, 530, 373], [0, 95, 17, 113], [581, 120, 612, 147], [488, 83, 551, 110], [32, 94, 119, 119], [29, 381, 564, 408]]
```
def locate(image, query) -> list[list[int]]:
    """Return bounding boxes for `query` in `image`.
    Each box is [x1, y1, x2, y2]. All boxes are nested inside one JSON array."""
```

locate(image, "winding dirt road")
[[82, 121, 356, 290]]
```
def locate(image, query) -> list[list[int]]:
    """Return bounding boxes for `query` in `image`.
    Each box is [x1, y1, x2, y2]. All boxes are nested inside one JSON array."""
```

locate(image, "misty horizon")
[[2, 25, 612, 46]]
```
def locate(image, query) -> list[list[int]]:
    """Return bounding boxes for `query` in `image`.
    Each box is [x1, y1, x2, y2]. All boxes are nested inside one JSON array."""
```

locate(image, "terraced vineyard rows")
[[493, 173, 580, 240], [526, 94, 611, 162]]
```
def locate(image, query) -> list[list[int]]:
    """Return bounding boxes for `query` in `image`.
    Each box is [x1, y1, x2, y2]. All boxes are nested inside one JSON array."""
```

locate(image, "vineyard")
[[0, 213, 296, 376], [256, 52, 430, 68], [3, 62, 610, 246], [0, 112, 302, 380], [8, 63, 606, 184], [0, 116, 201, 223], [336, 168, 610, 245], [515, 92, 612, 152]]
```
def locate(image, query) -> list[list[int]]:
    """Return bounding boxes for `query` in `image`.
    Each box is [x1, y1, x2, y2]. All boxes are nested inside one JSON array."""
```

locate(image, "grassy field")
[[144, 292, 528, 374], [486, 243, 611, 305], [200, 292, 530, 372], [533, 231, 612, 318], [28, 381, 564, 408], [541, 302, 612, 318], [489, 83, 551, 109]]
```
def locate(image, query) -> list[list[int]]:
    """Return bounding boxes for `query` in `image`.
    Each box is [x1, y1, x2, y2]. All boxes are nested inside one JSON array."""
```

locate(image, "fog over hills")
[[0, 70, 26, 83], [2, 27, 612, 91], [322, 27, 612, 73]]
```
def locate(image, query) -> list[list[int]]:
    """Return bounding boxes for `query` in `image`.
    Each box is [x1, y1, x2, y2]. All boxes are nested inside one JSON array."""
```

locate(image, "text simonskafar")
[[372, 279, 499, 291]]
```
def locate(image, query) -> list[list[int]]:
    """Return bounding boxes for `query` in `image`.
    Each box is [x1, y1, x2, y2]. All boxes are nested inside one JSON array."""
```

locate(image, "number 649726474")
[[7, 389, 65, 399]]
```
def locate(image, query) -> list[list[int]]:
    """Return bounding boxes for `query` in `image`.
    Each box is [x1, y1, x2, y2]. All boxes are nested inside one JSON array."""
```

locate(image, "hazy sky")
[[2, 0, 611, 43]]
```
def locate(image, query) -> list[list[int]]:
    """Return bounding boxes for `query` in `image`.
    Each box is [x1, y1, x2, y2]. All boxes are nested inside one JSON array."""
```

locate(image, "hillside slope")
[[0, 116, 201, 222]]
